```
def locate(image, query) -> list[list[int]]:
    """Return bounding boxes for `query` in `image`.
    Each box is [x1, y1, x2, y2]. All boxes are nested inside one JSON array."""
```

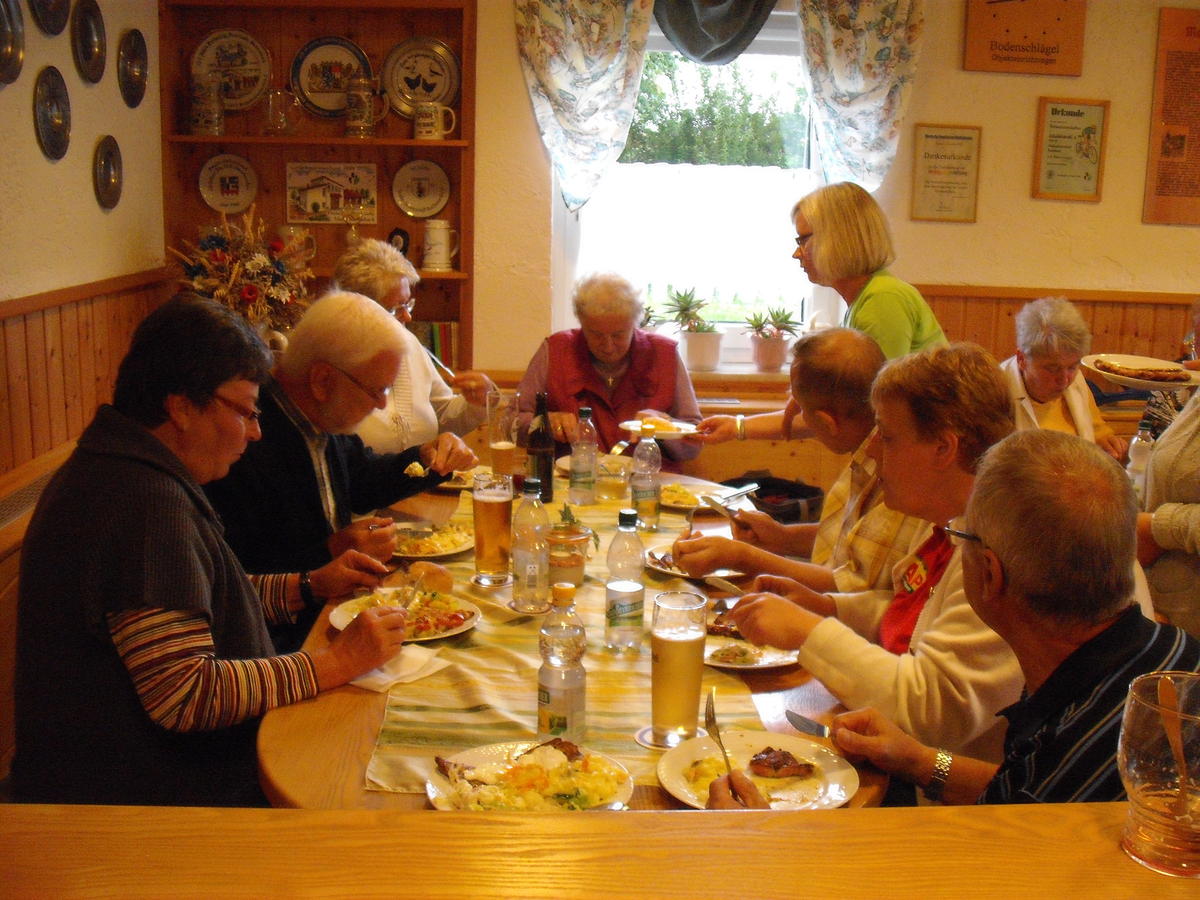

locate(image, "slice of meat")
[[524, 738, 583, 762], [748, 746, 815, 779]]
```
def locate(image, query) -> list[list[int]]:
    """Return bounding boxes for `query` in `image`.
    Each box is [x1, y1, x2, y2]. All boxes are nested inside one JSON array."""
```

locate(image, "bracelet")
[[298, 571, 315, 608], [735, 414, 746, 441], [924, 748, 953, 801]]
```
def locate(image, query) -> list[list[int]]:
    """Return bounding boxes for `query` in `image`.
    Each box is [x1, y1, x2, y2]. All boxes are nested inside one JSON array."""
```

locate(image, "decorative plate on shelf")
[[117, 29, 148, 108], [392, 159, 450, 218], [70, 0, 105, 84], [381, 37, 459, 118], [28, 0, 68, 36], [0, 0, 24, 85], [192, 28, 270, 111], [290, 36, 371, 118], [33, 65, 70, 160], [92, 135, 122, 210], [198, 153, 257, 214]]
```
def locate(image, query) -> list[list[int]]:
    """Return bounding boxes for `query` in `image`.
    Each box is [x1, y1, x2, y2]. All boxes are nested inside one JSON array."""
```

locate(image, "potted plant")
[[745, 306, 802, 372], [663, 287, 722, 372]]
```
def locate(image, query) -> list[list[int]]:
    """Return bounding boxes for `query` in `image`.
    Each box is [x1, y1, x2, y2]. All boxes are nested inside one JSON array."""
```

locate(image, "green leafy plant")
[[557, 504, 600, 549], [663, 287, 716, 333], [744, 306, 802, 340]]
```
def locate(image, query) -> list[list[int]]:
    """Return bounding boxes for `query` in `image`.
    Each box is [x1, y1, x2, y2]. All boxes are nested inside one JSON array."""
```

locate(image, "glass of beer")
[[1119, 671, 1200, 876], [471, 472, 513, 586], [638, 590, 707, 750], [486, 389, 519, 477]]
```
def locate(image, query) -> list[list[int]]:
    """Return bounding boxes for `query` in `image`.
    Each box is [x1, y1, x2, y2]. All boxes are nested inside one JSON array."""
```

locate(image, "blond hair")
[[333, 238, 420, 305], [793, 182, 895, 281]]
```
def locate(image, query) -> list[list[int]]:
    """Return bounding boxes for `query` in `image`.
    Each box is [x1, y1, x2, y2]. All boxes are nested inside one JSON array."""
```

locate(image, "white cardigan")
[[1000, 354, 1097, 441]]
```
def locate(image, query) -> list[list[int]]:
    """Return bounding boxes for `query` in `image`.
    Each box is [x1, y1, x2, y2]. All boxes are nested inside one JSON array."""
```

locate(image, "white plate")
[[1081, 353, 1199, 391], [657, 729, 858, 810], [198, 153, 257, 214], [433, 464, 490, 492], [191, 29, 270, 111], [704, 636, 798, 670], [426, 740, 633, 811], [392, 159, 450, 218], [382, 36, 460, 118], [290, 35, 371, 118], [645, 544, 739, 580], [393, 525, 474, 558], [619, 419, 697, 440], [329, 589, 480, 642]]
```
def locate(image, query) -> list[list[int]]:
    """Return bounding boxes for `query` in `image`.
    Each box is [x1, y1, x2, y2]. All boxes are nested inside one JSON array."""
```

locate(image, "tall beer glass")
[[486, 389, 519, 478], [472, 472, 513, 586], [640, 591, 706, 749]]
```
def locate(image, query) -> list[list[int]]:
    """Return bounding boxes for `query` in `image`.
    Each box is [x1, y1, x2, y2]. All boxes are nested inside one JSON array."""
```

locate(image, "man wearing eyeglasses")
[[205, 290, 477, 649]]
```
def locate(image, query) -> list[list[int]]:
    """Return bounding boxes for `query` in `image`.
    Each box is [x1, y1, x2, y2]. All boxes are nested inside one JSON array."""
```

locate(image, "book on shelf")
[[408, 320, 458, 371]]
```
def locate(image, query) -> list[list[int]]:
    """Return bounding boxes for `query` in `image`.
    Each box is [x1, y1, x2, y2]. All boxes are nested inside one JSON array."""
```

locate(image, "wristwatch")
[[298, 571, 315, 608], [924, 748, 953, 801]]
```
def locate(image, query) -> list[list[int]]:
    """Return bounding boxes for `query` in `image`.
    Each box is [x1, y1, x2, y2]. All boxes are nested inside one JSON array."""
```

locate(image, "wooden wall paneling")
[[59, 303, 83, 437], [42, 306, 69, 449], [3, 318, 32, 467], [77, 297, 98, 427], [0, 327, 11, 472], [24, 311, 51, 458]]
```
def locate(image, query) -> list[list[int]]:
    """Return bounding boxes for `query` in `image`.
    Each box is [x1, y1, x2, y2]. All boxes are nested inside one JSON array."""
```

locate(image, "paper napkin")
[[351, 644, 450, 691]]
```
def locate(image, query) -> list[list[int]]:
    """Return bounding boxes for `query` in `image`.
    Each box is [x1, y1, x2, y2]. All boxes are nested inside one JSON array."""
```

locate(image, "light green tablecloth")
[[365, 482, 763, 792]]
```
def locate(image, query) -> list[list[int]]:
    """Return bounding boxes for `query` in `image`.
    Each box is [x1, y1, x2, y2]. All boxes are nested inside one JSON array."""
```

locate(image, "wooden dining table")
[[257, 474, 887, 810]]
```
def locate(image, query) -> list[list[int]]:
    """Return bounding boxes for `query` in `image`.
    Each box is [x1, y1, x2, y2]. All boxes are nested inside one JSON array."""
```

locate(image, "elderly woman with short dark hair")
[[516, 272, 701, 467], [999, 296, 1127, 460]]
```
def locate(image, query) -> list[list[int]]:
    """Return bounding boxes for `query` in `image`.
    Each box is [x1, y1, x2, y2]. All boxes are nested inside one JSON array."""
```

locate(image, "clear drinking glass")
[[471, 472, 513, 587], [637, 590, 707, 750], [486, 389, 520, 478], [1119, 670, 1200, 877]]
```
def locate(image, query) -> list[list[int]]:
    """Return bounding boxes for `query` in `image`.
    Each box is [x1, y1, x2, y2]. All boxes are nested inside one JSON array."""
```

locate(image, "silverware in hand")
[[784, 709, 831, 739], [703, 576, 744, 613], [701, 495, 736, 519], [424, 346, 457, 381], [705, 687, 739, 803], [721, 483, 759, 504]]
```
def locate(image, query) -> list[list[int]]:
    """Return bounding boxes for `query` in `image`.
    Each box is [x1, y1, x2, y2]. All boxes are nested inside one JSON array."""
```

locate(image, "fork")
[[704, 687, 740, 803]]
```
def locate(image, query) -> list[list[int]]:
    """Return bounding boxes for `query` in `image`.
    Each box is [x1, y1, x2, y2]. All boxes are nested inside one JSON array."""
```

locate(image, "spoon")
[[704, 687, 740, 804], [1158, 674, 1191, 816], [608, 440, 630, 456]]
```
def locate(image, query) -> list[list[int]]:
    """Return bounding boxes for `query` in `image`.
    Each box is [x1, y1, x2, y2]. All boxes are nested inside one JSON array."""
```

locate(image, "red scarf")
[[878, 527, 955, 654]]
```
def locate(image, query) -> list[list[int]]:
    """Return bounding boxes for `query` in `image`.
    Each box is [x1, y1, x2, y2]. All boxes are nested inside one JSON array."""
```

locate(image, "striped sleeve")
[[107, 607, 319, 732], [248, 572, 297, 625]]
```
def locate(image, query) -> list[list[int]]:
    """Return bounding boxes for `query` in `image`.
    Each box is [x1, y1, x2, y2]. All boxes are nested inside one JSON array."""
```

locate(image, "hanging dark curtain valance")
[[653, 0, 777, 64]]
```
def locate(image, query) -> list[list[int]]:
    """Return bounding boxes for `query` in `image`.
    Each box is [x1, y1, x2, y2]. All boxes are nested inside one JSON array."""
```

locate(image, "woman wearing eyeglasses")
[[334, 238, 495, 452], [793, 182, 946, 360]]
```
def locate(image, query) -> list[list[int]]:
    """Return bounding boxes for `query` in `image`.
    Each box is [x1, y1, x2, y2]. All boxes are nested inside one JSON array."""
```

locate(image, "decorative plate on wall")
[[71, 0, 106, 84], [117, 28, 148, 108], [392, 159, 450, 218], [290, 36, 372, 118], [0, 0, 25, 84], [199, 153, 258, 214], [33, 65, 70, 160], [381, 37, 459, 118], [93, 135, 122, 209], [192, 28, 270, 111], [28, 0, 68, 36]]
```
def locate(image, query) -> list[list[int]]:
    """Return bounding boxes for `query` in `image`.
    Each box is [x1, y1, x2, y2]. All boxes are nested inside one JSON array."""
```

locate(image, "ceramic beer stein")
[[413, 102, 457, 140], [190, 69, 224, 136], [422, 219, 458, 271], [344, 74, 388, 138]]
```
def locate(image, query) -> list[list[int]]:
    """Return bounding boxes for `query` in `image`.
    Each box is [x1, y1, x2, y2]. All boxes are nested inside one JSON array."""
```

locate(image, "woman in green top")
[[793, 182, 947, 359]]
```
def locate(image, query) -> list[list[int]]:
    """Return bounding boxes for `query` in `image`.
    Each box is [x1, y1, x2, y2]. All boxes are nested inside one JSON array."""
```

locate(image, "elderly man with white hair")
[[1000, 296, 1127, 460]]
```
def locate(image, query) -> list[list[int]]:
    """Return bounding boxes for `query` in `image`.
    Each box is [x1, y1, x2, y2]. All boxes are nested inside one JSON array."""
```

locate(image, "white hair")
[[278, 290, 406, 377]]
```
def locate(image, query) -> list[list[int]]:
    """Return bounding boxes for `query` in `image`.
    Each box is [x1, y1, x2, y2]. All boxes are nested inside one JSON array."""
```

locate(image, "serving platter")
[[34, 65, 70, 160], [92, 135, 122, 209], [117, 29, 148, 108], [192, 28, 270, 111], [392, 159, 450, 218], [290, 35, 371, 117], [1081, 353, 1200, 392], [71, 0, 105, 84], [28, 0, 68, 36], [198, 153, 257, 214], [381, 36, 459, 118], [0, 0, 23, 84]]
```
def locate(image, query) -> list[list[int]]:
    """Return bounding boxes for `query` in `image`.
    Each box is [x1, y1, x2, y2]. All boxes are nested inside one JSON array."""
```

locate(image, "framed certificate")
[[911, 124, 981, 223], [1032, 97, 1108, 202]]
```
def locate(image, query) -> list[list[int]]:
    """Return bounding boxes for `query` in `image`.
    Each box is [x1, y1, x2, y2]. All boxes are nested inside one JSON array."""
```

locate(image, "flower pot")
[[682, 331, 722, 372], [751, 334, 790, 372]]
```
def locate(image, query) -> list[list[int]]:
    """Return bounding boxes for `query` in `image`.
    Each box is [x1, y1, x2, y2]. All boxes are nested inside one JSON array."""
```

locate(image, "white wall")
[[0, 0, 162, 300]]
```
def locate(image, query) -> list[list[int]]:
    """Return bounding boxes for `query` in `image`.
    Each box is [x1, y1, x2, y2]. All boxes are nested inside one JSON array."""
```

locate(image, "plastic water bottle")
[[537, 583, 586, 741], [511, 477, 550, 614], [631, 422, 662, 532], [605, 508, 645, 652], [569, 406, 598, 505], [1126, 419, 1155, 504]]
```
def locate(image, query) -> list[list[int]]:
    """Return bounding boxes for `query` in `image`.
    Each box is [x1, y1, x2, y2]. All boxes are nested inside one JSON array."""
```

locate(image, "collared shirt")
[[811, 432, 923, 593], [269, 381, 337, 530], [981, 606, 1200, 804]]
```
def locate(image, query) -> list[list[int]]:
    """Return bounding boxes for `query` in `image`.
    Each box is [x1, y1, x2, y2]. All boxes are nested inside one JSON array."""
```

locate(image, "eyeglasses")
[[386, 297, 417, 316], [328, 362, 391, 405], [794, 232, 815, 250], [944, 524, 984, 548], [213, 393, 262, 424]]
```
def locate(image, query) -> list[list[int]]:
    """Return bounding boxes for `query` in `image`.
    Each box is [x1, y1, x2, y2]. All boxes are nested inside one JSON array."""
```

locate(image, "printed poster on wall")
[[1143, 7, 1200, 225], [286, 162, 378, 225], [911, 124, 981, 222], [962, 0, 1086, 76], [1032, 98, 1108, 202]]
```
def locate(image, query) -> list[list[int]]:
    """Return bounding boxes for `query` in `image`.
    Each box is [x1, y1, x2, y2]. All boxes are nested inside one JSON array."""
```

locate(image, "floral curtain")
[[515, 0, 653, 211], [796, 0, 924, 191]]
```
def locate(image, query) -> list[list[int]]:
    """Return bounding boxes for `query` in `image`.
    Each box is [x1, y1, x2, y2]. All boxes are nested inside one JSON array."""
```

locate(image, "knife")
[[785, 709, 831, 739], [701, 495, 736, 519]]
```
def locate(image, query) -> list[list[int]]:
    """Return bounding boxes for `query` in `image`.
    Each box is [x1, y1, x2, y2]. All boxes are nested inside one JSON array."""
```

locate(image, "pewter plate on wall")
[[192, 28, 271, 111], [290, 35, 371, 118], [391, 159, 449, 218], [93, 135, 122, 209], [0, 0, 24, 84], [117, 28, 148, 108], [71, 0, 106, 84], [381, 37, 459, 118], [34, 65, 70, 160], [29, 0, 68, 36]]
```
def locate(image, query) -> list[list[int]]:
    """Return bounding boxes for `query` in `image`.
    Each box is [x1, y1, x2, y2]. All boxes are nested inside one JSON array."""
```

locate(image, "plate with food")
[[394, 522, 474, 558], [427, 738, 632, 811], [329, 587, 479, 641], [1082, 353, 1199, 391], [658, 729, 857, 810], [619, 418, 698, 440], [645, 545, 739, 580], [433, 464, 490, 491], [705, 636, 798, 670]]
